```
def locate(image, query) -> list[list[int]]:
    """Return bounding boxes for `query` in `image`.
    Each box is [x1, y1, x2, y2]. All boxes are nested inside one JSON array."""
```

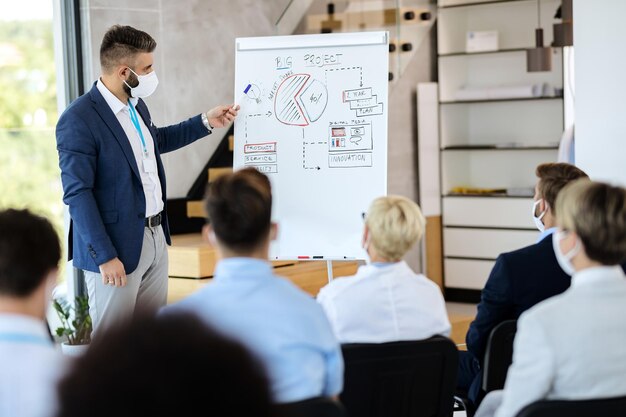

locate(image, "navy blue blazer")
[[465, 234, 571, 363], [56, 82, 210, 274]]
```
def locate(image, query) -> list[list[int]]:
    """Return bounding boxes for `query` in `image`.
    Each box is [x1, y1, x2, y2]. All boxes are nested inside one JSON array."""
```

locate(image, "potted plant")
[[53, 295, 92, 356]]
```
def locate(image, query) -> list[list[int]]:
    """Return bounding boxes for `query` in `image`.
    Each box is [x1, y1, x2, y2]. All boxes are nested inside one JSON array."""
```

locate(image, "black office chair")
[[482, 320, 517, 393], [340, 336, 458, 417], [515, 396, 626, 417], [274, 397, 346, 417], [45, 319, 56, 342]]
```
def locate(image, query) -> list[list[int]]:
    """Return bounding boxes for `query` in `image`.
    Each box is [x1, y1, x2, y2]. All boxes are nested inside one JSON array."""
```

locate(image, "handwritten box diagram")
[[343, 87, 384, 118], [328, 152, 373, 168], [328, 122, 372, 152], [244, 142, 278, 173]]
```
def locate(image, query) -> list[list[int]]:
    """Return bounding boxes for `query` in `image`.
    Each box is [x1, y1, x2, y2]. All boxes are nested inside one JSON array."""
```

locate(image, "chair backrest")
[[516, 396, 626, 417], [340, 336, 458, 417], [482, 319, 517, 393], [45, 319, 55, 342], [274, 397, 346, 417]]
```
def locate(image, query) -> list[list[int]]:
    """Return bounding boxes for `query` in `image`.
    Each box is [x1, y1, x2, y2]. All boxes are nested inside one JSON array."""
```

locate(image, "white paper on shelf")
[[454, 87, 490, 101], [489, 84, 542, 99]]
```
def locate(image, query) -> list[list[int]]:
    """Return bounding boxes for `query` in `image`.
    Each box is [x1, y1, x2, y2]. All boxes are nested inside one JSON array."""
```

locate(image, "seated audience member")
[[0, 209, 65, 417], [162, 168, 343, 404], [475, 180, 626, 417], [317, 195, 450, 343], [458, 163, 589, 407], [55, 312, 273, 417]]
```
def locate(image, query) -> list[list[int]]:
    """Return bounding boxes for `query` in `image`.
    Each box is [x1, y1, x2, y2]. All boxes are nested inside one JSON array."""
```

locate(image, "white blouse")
[[317, 261, 451, 343]]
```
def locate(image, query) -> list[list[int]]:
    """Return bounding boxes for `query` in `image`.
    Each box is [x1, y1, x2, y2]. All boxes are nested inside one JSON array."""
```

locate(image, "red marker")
[[297, 256, 310, 259]]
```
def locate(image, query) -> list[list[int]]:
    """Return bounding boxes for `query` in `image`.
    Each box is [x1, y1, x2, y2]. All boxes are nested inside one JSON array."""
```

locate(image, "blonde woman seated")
[[317, 195, 451, 343], [475, 180, 626, 417]]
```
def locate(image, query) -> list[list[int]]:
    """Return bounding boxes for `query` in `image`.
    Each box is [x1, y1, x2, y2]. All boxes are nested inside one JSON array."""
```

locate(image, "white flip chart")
[[234, 31, 389, 260]]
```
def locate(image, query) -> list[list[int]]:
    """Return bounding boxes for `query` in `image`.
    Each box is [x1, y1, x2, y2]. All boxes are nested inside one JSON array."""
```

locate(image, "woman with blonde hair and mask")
[[317, 195, 450, 343], [476, 180, 626, 417]]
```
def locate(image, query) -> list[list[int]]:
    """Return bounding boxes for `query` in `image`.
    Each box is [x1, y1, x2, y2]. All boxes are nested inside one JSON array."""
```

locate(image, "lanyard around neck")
[[127, 100, 148, 158], [0, 332, 51, 346]]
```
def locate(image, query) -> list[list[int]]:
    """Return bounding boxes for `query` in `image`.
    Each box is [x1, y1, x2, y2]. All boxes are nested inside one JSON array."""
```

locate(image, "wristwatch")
[[201, 112, 214, 132]]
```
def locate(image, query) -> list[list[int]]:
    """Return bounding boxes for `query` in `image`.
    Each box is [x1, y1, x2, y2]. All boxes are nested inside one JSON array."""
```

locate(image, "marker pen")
[[235, 84, 252, 108]]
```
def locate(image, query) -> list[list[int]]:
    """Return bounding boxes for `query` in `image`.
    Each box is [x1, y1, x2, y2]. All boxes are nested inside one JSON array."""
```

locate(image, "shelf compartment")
[[440, 98, 564, 148], [442, 145, 559, 151], [439, 47, 529, 57], [443, 195, 535, 228], [443, 193, 532, 198], [438, 0, 561, 54], [444, 227, 537, 259], [439, 0, 527, 8], [444, 258, 495, 289], [441, 148, 558, 192], [438, 50, 563, 102], [440, 97, 563, 104]]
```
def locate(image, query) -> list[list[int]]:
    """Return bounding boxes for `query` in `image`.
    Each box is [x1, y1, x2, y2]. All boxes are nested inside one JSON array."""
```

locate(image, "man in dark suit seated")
[[457, 163, 589, 410]]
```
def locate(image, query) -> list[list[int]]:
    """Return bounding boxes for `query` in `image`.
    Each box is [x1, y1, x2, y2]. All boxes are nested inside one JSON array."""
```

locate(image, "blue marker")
[[235, 83, 252, 108]]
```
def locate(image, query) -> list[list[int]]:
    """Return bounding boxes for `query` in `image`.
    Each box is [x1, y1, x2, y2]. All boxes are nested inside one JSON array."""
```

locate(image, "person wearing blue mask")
[[56, 25, 239, 334], [475, 180, 626, 417], [457, 163, 589, 411]]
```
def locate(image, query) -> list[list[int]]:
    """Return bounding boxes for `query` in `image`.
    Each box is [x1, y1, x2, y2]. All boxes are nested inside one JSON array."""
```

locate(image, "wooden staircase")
[[168, 232, 295, 279], [167, 166, 231, 279]]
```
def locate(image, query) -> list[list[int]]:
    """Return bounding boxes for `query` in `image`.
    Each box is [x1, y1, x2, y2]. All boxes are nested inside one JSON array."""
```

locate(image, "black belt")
[[145, 212, 162, 228]]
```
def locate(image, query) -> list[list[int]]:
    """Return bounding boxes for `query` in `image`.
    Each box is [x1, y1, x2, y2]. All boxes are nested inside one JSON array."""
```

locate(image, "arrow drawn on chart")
[[244, 111, 273, 142], [302, 128, 327, 170], [325, 66, 363, 87]]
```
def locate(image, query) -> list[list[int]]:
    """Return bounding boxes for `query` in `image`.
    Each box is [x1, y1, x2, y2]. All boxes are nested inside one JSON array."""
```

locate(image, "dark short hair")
[[0, 209, 60, 297], [99, 25, 156, 71], [204, 168, 272, 253], [536, 163, 589, 210], [56, 312, 273, 417], [556, 180, 626, 265]]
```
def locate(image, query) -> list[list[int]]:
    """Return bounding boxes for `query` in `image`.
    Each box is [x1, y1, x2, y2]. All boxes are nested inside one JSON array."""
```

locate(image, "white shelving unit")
[[437, 0, 565, 298]]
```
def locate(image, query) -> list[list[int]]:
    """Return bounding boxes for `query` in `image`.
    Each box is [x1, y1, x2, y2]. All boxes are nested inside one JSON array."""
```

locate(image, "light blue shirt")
[[0, 314, 67, 417], [162, 258, 344, 403], [537, 226, 557, 243]]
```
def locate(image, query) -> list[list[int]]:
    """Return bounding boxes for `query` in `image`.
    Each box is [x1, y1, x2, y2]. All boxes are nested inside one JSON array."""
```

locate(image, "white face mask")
[[532, 199, 547, 232], [124, 68, 159, 98], [552, 230, 580, 276]]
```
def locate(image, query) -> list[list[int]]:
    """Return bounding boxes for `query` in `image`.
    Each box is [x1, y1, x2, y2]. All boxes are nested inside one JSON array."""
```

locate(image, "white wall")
[[574, 0, 626, 185]]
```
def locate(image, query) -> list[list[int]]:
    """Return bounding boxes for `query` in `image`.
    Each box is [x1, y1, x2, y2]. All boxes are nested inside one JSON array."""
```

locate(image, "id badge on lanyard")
[[128, 100, 156, 174], [143, 158, 157, 173]]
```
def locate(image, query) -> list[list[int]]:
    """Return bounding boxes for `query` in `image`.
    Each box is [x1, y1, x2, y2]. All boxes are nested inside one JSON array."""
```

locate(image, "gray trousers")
[[84, 224, 168, 336]]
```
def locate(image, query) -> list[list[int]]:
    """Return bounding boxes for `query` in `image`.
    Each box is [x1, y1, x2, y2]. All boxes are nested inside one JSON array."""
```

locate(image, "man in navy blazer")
[[457, 163, 589, 409], [56, 25, 238, 332]]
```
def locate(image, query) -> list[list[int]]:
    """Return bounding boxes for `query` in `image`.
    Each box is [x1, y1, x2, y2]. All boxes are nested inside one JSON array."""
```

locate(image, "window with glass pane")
[[0, 2, 64, 270]]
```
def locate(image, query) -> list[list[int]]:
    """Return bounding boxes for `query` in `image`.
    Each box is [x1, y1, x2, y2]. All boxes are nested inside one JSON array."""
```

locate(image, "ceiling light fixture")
[[527, 0, 552, 72]]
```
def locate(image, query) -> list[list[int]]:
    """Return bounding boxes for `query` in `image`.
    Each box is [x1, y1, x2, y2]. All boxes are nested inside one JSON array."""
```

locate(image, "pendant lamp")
[[527, 0, 552, 72]]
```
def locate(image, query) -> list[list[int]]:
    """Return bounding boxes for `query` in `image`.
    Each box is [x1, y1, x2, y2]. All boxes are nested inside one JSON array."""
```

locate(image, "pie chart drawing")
[[274, 73, 328, 126]]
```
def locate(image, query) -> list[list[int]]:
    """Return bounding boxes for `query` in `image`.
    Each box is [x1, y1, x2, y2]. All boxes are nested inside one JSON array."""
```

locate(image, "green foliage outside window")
[[0, 19, 65, 272]]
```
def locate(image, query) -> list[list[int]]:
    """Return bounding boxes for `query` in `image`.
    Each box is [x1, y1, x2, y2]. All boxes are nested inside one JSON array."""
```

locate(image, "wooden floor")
[[167, 260, 475, 346]]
